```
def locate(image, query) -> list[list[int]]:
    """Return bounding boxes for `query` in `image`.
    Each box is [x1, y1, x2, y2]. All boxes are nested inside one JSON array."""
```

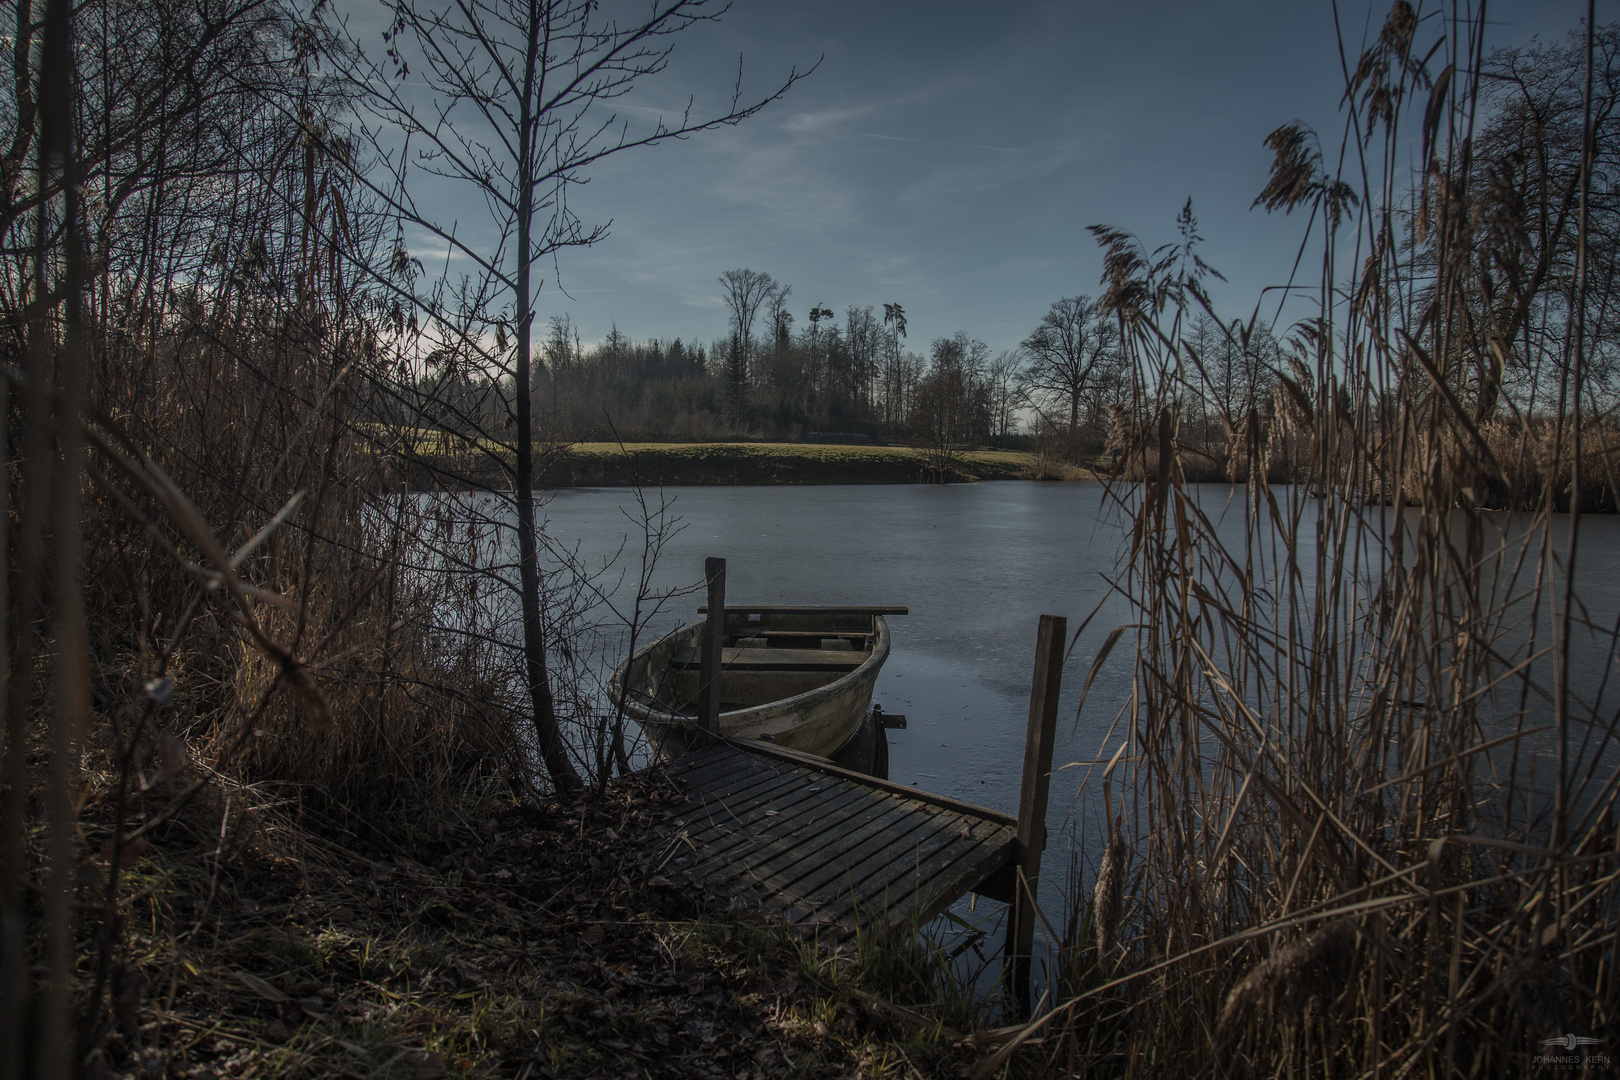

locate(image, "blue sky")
[[381, 0, 1611, 356]]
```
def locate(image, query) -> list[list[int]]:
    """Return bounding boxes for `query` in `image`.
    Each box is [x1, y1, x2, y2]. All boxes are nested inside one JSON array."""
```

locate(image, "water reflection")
[[532, 482, 1135, 970], [512, 481, 1618, 999]]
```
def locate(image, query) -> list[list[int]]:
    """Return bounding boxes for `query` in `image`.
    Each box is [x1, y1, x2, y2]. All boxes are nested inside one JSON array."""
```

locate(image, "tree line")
[[478, 279, 1284, 471]]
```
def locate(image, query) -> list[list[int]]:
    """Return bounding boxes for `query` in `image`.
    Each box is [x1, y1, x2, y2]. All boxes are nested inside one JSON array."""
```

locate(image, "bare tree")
[[765, 280, 794, 351], [1465, 25, 1620, 414], [912, 332, 988, 479], [718, 267, 781, 376], [844, 304, 882, 413], [1020, 295, 1120, 434], [355, 3, 812, 792], [806, 303, 834, 413], [878, 302, 913, 433], [984, 349, 1025, 439]]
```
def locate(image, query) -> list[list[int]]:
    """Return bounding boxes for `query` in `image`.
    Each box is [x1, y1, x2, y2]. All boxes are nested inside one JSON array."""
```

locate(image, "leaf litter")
[[86, 768, 1008, 1079]]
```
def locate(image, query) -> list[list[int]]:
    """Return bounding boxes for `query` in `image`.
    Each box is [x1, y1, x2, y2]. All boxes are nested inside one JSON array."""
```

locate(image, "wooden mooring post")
[[1005, 613, 1065, 1020], [697, 557, 726, 741], [640, 606, 1070, 1000]]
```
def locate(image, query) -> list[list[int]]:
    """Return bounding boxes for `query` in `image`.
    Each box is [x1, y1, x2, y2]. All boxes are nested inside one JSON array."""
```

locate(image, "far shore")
[[400, 439, 1098, 488]]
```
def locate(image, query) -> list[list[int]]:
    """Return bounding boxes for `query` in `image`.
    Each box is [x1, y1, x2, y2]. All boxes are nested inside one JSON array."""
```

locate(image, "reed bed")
[[1005, 5, 1620, 1077], [0, 0, 591, 1070]]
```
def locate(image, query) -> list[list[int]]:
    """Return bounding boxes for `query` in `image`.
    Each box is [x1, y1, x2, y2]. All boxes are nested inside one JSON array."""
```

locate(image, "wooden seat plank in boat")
[[656, 740, 1018, 939], [741, 630, 874, 643], [700, 605, 910, 616], [668, 646, 866, 673]]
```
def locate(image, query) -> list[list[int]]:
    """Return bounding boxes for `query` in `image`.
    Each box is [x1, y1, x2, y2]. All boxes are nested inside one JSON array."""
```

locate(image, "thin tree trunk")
[[514, 0, 579, 795]]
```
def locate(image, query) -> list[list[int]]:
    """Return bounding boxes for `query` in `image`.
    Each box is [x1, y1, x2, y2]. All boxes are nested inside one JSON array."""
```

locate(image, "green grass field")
[[565, 441, 1039, 480], [383, 431, 1095, 486]]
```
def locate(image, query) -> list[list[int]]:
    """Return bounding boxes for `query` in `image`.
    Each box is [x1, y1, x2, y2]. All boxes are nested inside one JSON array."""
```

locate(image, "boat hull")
[[608, 611, 892, 767]]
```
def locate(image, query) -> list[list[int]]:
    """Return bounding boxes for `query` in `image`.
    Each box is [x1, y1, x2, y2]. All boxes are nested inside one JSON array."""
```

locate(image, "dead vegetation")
[[1002, 5, 1620, 1078], [7, 0, 1620, 1076], [68, 767, 1008, 1079], [0, 0, 801, 1071]]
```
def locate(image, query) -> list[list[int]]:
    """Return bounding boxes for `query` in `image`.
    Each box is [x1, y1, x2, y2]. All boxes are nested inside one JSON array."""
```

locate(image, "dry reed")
[[1012, 4, 1620, 1077]]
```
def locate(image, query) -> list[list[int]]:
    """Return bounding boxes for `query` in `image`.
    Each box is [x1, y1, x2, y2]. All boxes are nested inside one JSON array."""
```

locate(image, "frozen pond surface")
[[533, 480, 1140, 985], [522, 481, 1620, 990], [538, 482, 1132, 825]]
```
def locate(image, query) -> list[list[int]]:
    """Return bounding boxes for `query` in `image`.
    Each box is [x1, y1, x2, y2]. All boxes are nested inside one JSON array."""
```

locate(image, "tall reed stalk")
[[1013, 4, 1620, 1076]]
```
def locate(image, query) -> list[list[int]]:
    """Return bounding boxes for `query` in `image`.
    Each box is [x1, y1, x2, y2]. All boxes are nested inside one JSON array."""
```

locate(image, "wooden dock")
[[655, 739, 1019, 936], [646, 611, 1070, 1016]]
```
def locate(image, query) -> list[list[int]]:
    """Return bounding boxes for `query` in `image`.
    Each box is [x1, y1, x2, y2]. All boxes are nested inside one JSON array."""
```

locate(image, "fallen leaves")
[[77, 767, 996, 1079], [100, 835, 149, 869]]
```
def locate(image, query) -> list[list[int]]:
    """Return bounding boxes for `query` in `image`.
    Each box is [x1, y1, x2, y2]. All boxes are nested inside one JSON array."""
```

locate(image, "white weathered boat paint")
[[608, 609, 895, 769]]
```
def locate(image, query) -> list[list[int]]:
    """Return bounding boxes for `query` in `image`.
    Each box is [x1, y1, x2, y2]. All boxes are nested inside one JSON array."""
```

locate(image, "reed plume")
[[1092, 830, 1128, 961]]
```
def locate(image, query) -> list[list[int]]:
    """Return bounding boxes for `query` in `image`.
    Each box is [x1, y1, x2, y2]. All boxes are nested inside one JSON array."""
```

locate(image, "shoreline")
[[399, 440, 1098, 489]]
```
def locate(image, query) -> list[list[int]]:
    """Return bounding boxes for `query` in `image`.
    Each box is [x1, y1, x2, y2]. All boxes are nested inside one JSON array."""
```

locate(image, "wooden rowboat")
[[607, 606, 905, 777]]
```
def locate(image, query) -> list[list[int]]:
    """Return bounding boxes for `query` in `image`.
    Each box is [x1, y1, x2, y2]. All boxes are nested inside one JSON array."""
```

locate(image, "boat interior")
[[664, 609, 879, 712]]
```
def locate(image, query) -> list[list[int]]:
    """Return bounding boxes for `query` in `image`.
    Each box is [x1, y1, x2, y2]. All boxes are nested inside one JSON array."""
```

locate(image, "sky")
[[377, 0, 1614, 357]]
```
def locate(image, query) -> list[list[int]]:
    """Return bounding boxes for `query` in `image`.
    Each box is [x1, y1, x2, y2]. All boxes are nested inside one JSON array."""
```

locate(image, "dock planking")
[[640, 609, 1066, 1015], [654, 739, 1018, 939]]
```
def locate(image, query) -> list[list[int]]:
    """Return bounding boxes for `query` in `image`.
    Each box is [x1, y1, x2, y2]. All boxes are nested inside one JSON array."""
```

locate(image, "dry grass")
[[986, 5, 1620, 1078], [67, 766, 1011, 1079], [560, 441, 1049, 482], [0, 0, 563, 1064]]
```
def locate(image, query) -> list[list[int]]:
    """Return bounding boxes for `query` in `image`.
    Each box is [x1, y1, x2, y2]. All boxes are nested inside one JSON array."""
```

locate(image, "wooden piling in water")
[[1005, 613, 1065, 1020], [697, 557, 726, 740]]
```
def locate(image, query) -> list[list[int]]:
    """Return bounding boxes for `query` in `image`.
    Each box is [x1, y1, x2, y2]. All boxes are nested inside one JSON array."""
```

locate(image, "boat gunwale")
[[608, 613, 892, 737]]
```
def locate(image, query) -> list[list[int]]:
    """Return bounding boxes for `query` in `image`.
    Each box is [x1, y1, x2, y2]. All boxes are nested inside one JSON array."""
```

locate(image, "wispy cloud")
[[859, 132, 1032, 154], [779, 81, 948, 135]]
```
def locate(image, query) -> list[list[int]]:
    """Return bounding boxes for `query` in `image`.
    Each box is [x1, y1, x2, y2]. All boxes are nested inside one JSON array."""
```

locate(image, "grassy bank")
[[550, 442, 1067, 487], [83, 768, 1029, 1079], [391, 435, 1094, 488]]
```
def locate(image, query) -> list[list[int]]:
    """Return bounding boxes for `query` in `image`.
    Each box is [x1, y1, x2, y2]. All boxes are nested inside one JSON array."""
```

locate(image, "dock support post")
[[697, 557, 726, 741], [1005, 613, 1065, 1020]]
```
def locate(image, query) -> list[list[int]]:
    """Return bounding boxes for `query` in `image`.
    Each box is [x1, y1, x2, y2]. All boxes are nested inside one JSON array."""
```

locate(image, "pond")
[[533, 480, 1144, 980], [520, 480, 1620, 989]]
